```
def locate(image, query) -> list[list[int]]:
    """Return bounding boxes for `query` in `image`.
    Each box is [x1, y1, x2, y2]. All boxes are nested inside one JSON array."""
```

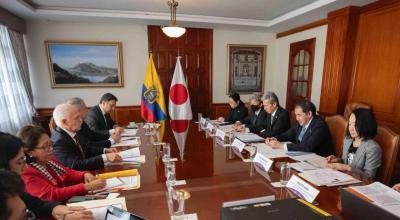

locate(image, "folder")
[[97, 169, 138, 179]]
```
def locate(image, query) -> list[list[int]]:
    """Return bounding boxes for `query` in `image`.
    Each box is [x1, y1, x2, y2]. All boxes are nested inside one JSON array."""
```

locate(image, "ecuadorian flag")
[[140, 54, 167, 122]]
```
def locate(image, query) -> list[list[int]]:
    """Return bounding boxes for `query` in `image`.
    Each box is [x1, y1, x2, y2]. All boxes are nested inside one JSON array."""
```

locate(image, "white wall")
[[273, 25, 327, 109], [26, 20, 327, 109], [213, 29, 276, 103], [26, 20, 149, 108]]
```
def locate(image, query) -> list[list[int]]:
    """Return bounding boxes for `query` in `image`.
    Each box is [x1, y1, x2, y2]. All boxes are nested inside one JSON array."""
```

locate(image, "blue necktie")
[[298, 126, 307, 142]]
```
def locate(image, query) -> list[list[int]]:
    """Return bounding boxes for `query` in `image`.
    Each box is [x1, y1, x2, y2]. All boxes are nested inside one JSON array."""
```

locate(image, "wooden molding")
[[276, 19, 328, 39], [0, 7, 26, 33]]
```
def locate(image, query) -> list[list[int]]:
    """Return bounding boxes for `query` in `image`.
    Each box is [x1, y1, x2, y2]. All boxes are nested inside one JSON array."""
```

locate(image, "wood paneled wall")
[[319, 0, 400, 181]]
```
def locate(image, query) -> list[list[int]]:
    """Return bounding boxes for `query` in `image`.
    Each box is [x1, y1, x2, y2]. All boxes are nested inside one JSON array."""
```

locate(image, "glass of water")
[[249, 144, 257, 161], [162, 143, 171, 162], [280, 162, 291, 185], [166, 162, 176, 186], [172, 190, 185, 219]]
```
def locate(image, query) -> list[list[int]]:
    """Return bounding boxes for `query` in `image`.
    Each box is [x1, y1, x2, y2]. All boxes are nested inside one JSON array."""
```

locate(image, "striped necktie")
[[73, 135, 86, 159], [298, 126, 307, 142]]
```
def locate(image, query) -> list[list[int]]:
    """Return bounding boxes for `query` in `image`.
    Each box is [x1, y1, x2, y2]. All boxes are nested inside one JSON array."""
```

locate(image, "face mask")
[[251, 105, 260, 112]]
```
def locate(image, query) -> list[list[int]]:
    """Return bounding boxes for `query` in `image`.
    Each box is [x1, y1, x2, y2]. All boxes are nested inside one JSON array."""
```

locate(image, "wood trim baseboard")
[[276, 19, 328, 39]]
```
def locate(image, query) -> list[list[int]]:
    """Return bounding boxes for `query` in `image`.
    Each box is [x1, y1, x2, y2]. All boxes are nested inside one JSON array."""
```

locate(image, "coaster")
[[170, 213, 198, 220], [173, 180, 187, 186], [242, 159, 252, 163], [169, 158, 178, 162], [271, 181, 286, 188]]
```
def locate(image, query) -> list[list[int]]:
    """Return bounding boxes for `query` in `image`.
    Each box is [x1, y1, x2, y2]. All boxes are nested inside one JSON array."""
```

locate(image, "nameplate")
[[216, 129, 225, 140], [231, 138, 246, 152], [253, 153, 273, 172], [286, 175, 320, 203], [206, 122, 214, 131]]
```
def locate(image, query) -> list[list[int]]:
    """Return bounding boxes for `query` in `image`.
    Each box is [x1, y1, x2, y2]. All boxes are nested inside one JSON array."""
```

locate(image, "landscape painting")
[[45, 41, 123, 88]]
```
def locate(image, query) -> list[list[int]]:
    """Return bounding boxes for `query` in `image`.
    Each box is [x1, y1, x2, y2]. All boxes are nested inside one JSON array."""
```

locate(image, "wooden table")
[[103, 121, 367, 220]]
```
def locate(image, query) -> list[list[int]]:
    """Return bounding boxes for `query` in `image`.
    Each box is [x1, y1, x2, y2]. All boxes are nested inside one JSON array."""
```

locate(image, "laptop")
[[105, 206, 147, 220]]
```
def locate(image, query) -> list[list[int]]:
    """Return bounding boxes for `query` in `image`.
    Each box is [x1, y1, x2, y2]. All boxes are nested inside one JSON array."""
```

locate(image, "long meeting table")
[[101, 121, 368, 220]]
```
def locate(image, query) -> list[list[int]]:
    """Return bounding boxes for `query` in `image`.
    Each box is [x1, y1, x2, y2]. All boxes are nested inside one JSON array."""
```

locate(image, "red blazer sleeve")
[[22, 166, 86, 202]]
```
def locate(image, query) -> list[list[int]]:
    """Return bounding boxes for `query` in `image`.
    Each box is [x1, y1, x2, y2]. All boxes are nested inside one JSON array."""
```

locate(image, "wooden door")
[[147, 26, 212, 119], [285, 38, 315, 111]]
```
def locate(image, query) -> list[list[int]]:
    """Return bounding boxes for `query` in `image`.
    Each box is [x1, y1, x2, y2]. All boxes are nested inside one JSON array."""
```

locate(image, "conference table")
[[102, 121, 368, 220]]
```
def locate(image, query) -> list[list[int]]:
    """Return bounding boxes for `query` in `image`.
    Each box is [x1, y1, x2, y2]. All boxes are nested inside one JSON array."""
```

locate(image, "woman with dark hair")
[[0, 132, 93, 219], [217, 92, 248, 123], [18, 125, 106, 202], [326, 108, 382, 179]]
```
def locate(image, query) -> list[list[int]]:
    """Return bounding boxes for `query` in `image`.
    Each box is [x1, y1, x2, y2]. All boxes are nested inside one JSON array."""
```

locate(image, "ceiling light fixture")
[[162, 0, 186, 38]]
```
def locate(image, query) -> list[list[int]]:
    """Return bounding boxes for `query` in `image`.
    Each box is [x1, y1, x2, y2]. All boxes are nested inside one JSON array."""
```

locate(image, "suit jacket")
[[260, 106, 291, 138], [85, 105, 115, 136], [21, 193, 62, 218], [22, 158, 87, 202], [341, 138, 382, 179], [51, 127, 105, 171], [224, 101, 248, 123], [78, 121, 111, 148], [240, 108, 268, 134], [275, 115, 334, 157]]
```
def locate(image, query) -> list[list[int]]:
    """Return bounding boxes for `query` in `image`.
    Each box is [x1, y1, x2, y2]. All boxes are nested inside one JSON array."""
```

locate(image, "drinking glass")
[[280, 162, 291, 185], [162, 143, 171, 162], [197, 113, 202, 123], [172, 190, 185, 219], [166, 162, 176, 186]]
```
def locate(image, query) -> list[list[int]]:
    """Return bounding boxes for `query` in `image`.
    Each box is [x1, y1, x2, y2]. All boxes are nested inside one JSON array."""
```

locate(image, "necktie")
[[298, 126, 307, 142], [271, 115, 274, 126], [73, 135, 86, 159], [103, 114, 108, 128]]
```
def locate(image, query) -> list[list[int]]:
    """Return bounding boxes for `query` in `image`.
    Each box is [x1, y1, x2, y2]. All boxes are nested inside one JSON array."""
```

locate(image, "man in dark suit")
[[266, 100, 333, 157], [259, 91, 290, 138], [67, 97, 121, 149], [85, 93, 124, 137], [235, 94, 268, 134], [51, 103, 121, 171]]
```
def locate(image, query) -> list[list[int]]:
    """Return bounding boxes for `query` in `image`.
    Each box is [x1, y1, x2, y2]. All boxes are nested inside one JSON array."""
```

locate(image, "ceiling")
[[0, 0, 376, 32]]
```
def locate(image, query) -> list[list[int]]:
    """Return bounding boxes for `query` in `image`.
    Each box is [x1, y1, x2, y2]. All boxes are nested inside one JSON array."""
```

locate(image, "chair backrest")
[[343, 102, 371, 120], [49, 117, 57, 134], [290, 110, 296, 126], [374, 126, 400, 185], [325, 115, 347, 157]]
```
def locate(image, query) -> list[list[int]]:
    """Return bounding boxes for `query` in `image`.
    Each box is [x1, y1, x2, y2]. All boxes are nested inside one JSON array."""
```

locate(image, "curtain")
[[0, 25, 33, 134], [8, 29, 36, 115]]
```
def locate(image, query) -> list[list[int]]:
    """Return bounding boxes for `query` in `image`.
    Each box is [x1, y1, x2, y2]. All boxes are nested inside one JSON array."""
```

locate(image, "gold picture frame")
[[227, 44, 266, 94], [45, 41, 124, 88]]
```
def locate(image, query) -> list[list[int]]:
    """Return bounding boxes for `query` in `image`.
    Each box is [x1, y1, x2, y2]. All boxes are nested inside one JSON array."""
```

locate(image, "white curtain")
[[0, 25, 33, 134]]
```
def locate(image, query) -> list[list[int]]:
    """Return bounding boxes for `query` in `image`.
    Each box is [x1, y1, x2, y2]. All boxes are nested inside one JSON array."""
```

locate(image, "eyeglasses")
[[16, 156, 27, 166], [36, 142, 53, 151], [22, 209, 35, 220]]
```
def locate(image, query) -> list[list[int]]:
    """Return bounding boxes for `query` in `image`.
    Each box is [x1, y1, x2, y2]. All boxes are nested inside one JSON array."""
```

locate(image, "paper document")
[[122, 155, 145, 163], [118, 175, 140, 189], [119, 148, 140, 159], [290, 153, 327, 168], [235, 133, 264, 143], [290, 162, 319, 172], [112, 138, 140, 147], [218, 124, 235, 133], [351, 182, 400, 217], [67, 198, 126, 220], [254, 143, 287, 158], [121, 129, 138, 137], [299, 168, 360, 186]]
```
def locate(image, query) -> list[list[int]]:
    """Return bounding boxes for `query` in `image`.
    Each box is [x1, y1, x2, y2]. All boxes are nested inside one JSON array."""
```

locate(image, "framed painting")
[[227, 44, 266, 94], [45, 41, 123, 88]]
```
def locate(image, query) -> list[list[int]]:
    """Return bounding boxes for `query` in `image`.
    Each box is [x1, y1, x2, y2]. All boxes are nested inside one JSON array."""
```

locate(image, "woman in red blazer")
[[18, 125, 106, 202]]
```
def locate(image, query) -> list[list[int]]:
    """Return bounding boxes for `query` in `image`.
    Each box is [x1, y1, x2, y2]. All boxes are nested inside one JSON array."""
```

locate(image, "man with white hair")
[[66, 97, 121, 149], [234, 93, 268, 134], [51, 103, 121, 171]]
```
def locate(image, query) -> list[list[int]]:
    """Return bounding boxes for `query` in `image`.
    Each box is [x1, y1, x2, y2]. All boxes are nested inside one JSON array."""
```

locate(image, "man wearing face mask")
[[234, 93, 268, 134]]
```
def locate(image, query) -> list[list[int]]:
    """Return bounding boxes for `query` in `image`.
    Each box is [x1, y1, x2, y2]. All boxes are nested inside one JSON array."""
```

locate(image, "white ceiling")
[[0, 0, 376, 32]]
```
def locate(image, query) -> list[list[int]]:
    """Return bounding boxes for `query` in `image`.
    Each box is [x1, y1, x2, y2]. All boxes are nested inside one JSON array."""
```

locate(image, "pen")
[[122, 137, 138, 141]]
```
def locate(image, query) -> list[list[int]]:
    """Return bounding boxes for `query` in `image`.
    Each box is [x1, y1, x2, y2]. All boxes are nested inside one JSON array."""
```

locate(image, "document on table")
[[119, 148, 140, 159], [118, 175, 140, 189], [289, 153, 327, 168], [290, 162, 319, 172], [235, 133, 265, 143], [254, 143, 287, 158], [351, 182, 400, 217], [67, 198, 126, 220], [218, 124, 235, 133], [112, 138, 140, 147], [299, 168, 360, 186], [121, 129, 138, 137], [121, 155, 145, 163]]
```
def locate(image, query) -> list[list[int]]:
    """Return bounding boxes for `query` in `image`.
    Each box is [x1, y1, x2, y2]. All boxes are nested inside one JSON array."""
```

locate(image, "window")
[[286, 38, 315, 111], [0, 25, 33, 134]]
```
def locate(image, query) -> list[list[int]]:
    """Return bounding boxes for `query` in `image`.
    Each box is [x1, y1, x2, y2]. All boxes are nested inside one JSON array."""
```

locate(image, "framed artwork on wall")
[[227, 44, 266, 94], [45, 41, 123, 88]]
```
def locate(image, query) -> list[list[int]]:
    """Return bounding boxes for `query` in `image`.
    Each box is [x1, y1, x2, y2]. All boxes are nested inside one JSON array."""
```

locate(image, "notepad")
[[119, 148, 140, 159], [121, 129, 138, 137], [235, 133, 264, 143], [112, 138, 140, 147], [299, 168, 361, 186]]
